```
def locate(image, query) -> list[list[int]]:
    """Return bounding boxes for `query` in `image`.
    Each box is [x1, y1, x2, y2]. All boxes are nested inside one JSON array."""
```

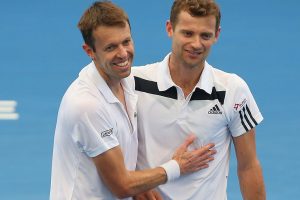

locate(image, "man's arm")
[[93, 135, 216, 198], [232, 128, 266, 200]]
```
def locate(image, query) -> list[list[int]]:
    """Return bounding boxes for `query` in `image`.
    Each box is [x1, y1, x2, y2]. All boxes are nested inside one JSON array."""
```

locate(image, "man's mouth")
[[114, 60, 129, 67], [186, 50, 202, 56]]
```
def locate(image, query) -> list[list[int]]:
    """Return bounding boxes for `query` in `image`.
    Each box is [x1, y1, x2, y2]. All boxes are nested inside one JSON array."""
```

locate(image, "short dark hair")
[[170, 0, 221, 32], [77, 1, 130, 51]]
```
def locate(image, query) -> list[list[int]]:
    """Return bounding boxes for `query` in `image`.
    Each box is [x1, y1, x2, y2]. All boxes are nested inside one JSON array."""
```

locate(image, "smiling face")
[[83, 23, 134, 85], [167, 11, 220, 70]]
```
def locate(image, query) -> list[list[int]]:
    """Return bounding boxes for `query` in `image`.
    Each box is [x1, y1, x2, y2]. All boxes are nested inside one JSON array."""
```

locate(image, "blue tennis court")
[[1, 0, 299, 199]]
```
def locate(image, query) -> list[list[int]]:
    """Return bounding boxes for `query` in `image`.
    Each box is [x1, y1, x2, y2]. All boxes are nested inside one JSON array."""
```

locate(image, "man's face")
[[167, 11, 220, 69], [85, 23, 134, 83]]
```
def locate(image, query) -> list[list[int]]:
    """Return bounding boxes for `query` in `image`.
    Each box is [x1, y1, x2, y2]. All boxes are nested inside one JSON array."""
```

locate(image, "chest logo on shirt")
[[208, 104, 222, 114], [101, 128, 113, 138]]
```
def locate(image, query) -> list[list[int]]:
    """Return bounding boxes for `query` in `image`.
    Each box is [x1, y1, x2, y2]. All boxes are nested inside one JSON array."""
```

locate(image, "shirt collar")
[[157, 53, 176, 91], [157, 53, 214, 94], [83, 62, 136, 104], [198, 61, 214, 94]]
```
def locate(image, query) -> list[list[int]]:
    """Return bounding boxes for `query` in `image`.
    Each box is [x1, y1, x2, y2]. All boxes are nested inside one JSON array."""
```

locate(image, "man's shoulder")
[[209, 65, 246, 90], [61, 80, 108, 118], [132, 62, 160, 80]]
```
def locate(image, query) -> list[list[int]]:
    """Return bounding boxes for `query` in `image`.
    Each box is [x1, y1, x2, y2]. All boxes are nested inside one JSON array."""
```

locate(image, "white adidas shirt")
[[132, 53, 263, 200]]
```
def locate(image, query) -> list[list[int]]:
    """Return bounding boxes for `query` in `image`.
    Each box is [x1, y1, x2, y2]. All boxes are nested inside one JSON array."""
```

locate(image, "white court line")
[[0, 113, 19, 120], [0, 100, 19, 120], [0, 107, 15, 112], [0, 100, 17, 107]]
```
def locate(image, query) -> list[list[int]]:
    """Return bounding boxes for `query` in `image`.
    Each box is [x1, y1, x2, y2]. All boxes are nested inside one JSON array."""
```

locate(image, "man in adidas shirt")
[[50, 1, 217, 199], [133, 0, 266, 199]]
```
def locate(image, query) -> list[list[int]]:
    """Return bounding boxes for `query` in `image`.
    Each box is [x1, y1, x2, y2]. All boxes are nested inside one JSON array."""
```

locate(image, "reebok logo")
[[208, 104, 222, 114]]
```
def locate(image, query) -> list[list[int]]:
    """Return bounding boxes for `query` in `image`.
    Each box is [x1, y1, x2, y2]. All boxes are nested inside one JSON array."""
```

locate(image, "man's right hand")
[[172, 134, 216, 174], [133, 189, 162, 200]]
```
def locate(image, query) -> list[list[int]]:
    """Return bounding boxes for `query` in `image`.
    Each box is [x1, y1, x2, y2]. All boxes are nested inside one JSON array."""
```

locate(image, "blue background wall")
[[1, 0, 299, 199]]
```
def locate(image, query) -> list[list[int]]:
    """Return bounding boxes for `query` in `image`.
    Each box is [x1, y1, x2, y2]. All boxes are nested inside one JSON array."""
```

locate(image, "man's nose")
[[191, 36, 203, 49], [117, 45, 127, 58]]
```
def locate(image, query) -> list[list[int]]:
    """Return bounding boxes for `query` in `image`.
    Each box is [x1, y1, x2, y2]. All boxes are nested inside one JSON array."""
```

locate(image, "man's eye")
[[183, 31, 193, 37], [105, 45, 115, 51], [202, 33, 212, 40], [123, 39, 131, 46]]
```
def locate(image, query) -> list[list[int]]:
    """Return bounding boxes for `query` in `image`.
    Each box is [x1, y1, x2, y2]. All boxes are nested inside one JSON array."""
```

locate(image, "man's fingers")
[[193, 156, 215, 167], [202, 143, 215, 150], [145, 191, 156, 199], [194, 143, 216, 156], [153, 190, 163, 200], [179, 144, 216, 174], [174, 139, 217, 175], [134, 190, 159, 200], [191, 148, 216, 165], [133, 195, 146, 200], [193, 163, 209, 172], [177, 134, 196, 152], [187, 156, 216, 172]]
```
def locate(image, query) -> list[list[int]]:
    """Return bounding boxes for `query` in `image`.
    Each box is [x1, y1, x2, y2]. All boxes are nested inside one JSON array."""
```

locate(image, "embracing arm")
[[93, 135, 216, 198], [233, 128, 266, 200], [93, 146, 165, 198]]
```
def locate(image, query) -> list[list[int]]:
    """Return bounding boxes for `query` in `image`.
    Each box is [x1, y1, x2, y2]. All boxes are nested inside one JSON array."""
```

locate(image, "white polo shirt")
[[50, 62, 138, 200], [132, 53, 263, 200]]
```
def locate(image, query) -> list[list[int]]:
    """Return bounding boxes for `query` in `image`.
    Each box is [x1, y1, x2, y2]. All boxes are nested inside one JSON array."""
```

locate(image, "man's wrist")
[[160, 160, 180, 182]]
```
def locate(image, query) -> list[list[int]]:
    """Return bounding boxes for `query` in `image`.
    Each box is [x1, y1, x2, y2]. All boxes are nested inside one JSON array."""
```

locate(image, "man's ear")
[[166, 20, 173, 38], [214, 26, 221, 43], [83, 43, 94, 60]]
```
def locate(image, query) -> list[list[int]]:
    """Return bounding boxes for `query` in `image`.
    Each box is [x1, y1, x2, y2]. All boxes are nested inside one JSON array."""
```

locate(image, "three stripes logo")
[[239, 104, 257, 132], [208, 104, 222, 114], [0, 100, 19, 120]]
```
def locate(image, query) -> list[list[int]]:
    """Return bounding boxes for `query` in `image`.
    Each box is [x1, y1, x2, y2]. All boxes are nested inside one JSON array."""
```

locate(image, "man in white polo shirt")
[[133, 0, 266, 199], [50, 1, 216, 199]]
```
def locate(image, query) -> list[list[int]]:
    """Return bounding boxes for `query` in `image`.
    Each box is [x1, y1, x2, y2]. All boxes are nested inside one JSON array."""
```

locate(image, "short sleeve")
[[225, 75, 263, 137], [69, 98, 119, 157]]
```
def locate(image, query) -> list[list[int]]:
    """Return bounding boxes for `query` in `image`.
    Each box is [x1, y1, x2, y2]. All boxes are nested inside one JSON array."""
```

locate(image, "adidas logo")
[[208, 104, 222, 114]]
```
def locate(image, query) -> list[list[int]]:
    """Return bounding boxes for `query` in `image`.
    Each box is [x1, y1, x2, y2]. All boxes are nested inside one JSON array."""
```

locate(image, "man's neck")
[[169, 57, 205, 97], [106, 79, 126, 107], [97, 67, 126, 107], [111, 83, 126, 106]]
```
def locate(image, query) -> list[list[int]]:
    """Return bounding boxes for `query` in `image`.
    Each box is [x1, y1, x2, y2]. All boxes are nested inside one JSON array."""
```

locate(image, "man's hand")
[[172, 134, 216, 174], [133, 189, 162, 200]]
